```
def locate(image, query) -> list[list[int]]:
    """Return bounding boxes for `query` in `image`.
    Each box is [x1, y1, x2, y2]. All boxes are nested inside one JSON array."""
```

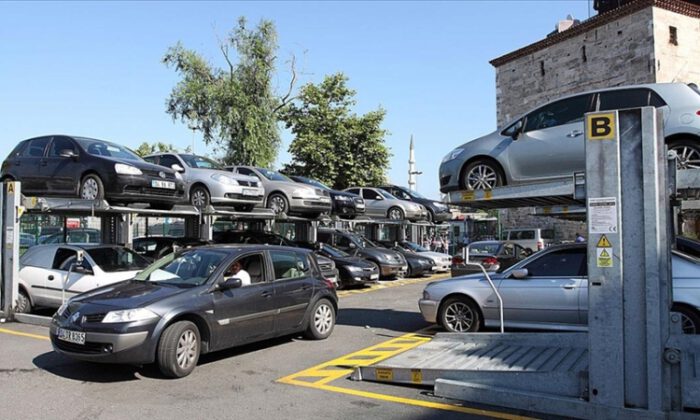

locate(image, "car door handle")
[[562, 283, 576, 290], [48, 275, 54, 281], [566, 130, 583, 138], [40, 160, 48, 166], [261, 291, 272, 298], [301, 285, 311, 291]]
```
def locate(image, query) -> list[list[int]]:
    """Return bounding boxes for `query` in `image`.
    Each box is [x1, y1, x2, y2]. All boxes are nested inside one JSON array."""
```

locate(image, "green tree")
[[163, 17, 288, 167], [134, 142, 177, 157], [281, 73, 390, 190]]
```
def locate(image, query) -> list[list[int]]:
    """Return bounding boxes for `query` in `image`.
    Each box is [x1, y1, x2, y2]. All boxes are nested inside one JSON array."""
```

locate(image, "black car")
[[289, 176, 365, 219], [451, 240, 529, 277], [378, 185, 451, 223], [317, 228, 407, 279], [132, 236, 211, 261], [50, 245, 338, 378], [296, 242, 380, 288], [1, 135, 185, 209], [378, 243, 435, 277]]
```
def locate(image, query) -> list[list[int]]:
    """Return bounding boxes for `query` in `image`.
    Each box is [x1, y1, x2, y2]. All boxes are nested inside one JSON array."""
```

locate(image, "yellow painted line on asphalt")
[[0, 327, 49, 341], [277, 332, 532, 419], [337, 273, 450, 298]]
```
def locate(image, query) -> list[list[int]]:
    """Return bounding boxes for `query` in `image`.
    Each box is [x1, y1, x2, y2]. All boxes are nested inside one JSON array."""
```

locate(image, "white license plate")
[[151, 180, 175, 190], [242, 188, 258, 196], [370, 274, 379, 280], [57, 328, 86, 345]]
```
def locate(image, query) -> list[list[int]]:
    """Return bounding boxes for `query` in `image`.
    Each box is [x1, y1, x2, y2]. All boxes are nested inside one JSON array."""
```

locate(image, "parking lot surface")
[[0, 275, 536, 420]]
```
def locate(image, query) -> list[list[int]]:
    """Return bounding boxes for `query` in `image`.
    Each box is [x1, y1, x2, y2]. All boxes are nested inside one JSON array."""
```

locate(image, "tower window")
[[670, 26, 678, 46]]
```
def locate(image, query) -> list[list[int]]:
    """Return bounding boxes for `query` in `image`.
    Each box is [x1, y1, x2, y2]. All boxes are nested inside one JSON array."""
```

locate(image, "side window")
[[143, 156, 158, 165], [524, 249, 586, 276], [597, 89, 665, 111], [501, 119, 523, 137], [158, 155, 180, 169], [515, 244, 528, 259], [347, 188, 360, 195], [52, 248, 90, 271], [502, 243, 515, 257], [270, 251, 309, 280], [8, 141, 27, 158], [336, 235, 352, 249], [521, 231, 535, 240], [21, 137, 51, 158], [317, 231, 331, 243], [524, 95, 593, 132], [362, 189, 381, 200], [48, 137, 77, 157], [393, 189, 410, 200], [223, 253, 265, 285]]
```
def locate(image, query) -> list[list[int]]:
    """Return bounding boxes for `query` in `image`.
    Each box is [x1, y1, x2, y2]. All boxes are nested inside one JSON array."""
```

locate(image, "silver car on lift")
[[344, 187, 425, 221], [144, 153, 264, 210]]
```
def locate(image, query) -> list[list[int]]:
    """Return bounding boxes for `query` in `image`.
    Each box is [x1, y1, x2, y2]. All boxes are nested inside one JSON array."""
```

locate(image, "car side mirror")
[[76, 250, 85, 264], [71, 264, 93, 275], [59, 149, 77, 159], [171, 164, 185, 173], [219, 277, 242, 291], [511, 268, 528, 279]]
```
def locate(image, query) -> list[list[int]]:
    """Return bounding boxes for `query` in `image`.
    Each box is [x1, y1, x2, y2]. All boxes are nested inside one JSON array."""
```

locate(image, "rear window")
[[597, 89, 666, 111], [87, 247, 150, 272], [508, 230, 534, 240], [540, 229, 555, 240]]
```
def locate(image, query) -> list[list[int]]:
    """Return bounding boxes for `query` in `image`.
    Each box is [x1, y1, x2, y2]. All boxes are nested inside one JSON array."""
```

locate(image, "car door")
[[497, 248, 587, 327], [270, 250, 315, 333], [45, 247, 99, 306], [211, 252, 275, 349], [15, 137, 51, 193], [507, 94, 594, 182], [18, 246, 59, 306], [361, 188, 386, 217], [43, 136, 82, 194]]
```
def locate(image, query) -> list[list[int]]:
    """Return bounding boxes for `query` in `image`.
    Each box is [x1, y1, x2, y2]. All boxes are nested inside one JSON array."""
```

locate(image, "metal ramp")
[[352, 333, 588, 397]]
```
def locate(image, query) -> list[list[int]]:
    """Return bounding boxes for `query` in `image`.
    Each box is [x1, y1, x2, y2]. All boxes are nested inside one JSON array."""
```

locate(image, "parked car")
[[296, 242, 380, 288], [344, 187, 425, 221], [379, 240, 452, 273], [225, 166, 331, 217], [143, 153, 264, 210], [289, 175, 365, 219], [317, 228, 407, 279], [378, 185, 451, 223], [419, 243, 700, 334], [17, 244, 150, 313], [503, 228, 554, 253], [38, 228, 101, 245], [20, 233, 36, 248], [439, 83, 700, 192], [132, 236, 211, 261], [1, 135, 185, 209], [50, 245, 338, 378], [451, 240, 529, 276], [383, 245, 434, 277]]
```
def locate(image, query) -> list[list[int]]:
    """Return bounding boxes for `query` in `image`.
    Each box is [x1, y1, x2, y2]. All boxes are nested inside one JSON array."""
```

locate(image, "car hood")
[[70, 280, 189, 310], [419, 251, 452, 260], [101, 157, 178, 175], [190, 168, 259, 184], [359, 247, 404, 261], [333, 256, 374, 268]]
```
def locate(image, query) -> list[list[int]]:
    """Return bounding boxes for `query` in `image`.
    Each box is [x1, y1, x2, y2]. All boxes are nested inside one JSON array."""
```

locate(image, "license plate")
[[242, 188, 258, 196], [151, 180, 175, 190], [370, 274, 379, 280], [57, 328, 86, 345]]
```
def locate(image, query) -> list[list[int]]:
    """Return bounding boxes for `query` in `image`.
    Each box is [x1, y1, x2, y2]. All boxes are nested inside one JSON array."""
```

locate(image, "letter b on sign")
[[586, 112, 616, 140]]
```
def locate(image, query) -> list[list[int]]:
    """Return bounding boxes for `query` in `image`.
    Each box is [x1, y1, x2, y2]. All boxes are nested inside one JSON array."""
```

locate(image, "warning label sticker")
[[588, 197, 618, 234], [596, 247, 613, 267], [596, 235, 612, 248]]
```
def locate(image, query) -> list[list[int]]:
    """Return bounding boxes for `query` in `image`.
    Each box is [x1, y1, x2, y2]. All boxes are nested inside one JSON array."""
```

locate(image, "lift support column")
[[1, 182, 20, 317]]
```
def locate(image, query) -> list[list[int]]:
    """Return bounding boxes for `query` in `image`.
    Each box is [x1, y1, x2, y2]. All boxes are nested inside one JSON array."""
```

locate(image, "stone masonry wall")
[[653, 7, 700, 83]]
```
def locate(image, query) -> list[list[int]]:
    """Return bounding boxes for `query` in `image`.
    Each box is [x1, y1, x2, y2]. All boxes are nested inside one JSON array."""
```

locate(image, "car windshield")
[[319, 243, 349, 258], [348, 233, 377, 248], [134, 248, 229, 288], [404, 241, 430, 252], [75, 138, 141, 161], [87, 247, 150, 272], [180, 154, 223, 170], [257, 168, 291, 182], [469, 243, 500, 255], [378, 189, 397, 200], [305, 178, 330, 190]]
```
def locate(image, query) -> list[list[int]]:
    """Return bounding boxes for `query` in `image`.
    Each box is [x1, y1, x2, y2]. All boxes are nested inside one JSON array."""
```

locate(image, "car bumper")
[[432, 262, 451, 272], [439, 159, 463, 193], [332, 200, 365, 217], [209, 184, 265, 206], [289, 196, 332, 213], [419, 299, 439, 323], [339, 269, 380, 286], [405, 208, 425, 221], [379, 263, 408, 278], [108, 174, 186, 204]]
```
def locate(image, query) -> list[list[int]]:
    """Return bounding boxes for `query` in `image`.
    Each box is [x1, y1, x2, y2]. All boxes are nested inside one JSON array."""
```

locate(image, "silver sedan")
[[419, 243, 700, 334], [344, 187, 425, 221]]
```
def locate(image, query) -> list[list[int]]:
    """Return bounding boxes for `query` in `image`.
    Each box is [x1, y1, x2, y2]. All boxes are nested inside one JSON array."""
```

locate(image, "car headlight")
[[336, 195, 350, 201], [115, 163, 143, 175], [212, 174, 239, 185], [57, 302, 69, 317], [293, 188, 316, 198], [442, 148, 464, 163], [346, 265, 362, 272], [102, 308, 159, 323]]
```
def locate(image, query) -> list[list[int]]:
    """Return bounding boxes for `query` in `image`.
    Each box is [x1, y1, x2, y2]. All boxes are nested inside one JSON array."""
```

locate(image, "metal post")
[[1, 182, 20, 316], [120, 213, 134, 248]]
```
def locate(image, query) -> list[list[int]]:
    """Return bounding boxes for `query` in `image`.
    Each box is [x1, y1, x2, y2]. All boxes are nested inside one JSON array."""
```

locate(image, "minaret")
[[408, 135, 421, 191]]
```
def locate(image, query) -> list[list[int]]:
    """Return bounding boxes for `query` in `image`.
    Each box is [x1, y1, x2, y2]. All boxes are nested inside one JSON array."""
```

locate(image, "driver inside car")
[[224, 260, 251, 286]]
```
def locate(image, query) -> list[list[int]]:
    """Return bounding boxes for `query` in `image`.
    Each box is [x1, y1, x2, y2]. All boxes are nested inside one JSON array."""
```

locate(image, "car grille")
[[124, 186, 184, 197], [224, 193, 261, 201], [440, 175, 451, 187], [142, 169, 177, 181], [83, 313, 106, 323], [54, 338, 109, 354]]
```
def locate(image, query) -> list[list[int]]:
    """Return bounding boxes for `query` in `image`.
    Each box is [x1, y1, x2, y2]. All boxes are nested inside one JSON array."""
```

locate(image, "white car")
[[388, 241, 452, 272], [17, 244, 150, 312]]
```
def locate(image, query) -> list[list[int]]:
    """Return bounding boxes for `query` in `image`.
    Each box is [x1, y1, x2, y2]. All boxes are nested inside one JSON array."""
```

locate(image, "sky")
[[0, 0, 593, 199]]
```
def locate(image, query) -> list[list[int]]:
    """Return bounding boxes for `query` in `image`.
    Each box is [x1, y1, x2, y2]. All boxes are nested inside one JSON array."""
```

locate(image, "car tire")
[[16, 289, 32, 314], [267, 193, 289, 215], [304, 298, 335, 340], [190, 185, 210, 208], [461, 159, 504, 190], [387, 207, 404, 220], [673, 304, 700, 335], [439, 296, 481, 333], [426, 210, 434, 223], [157, 321, 201, 378], [668, 138, 700, 170], [80, 174, 105, 201]]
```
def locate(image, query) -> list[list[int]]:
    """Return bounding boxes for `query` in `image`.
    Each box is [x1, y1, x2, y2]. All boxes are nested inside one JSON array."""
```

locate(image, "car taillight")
[[537, 240, 544, 250], [696, 110, 700, 116], [452, 256, 464, 265], [483, 257, 499, 266], [323, 278, 336, 289]]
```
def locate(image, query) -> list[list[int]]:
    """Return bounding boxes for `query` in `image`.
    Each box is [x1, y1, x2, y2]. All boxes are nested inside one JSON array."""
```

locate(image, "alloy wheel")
[[465, 165, 498, 190], [176, 330, 198, 369], [81, 178, 99, 200], [680, 312, 697, 334], [269, 196, 286, 214], [444, 301, 475, 332], [314, 303, 333, 335], [671, 145, 700, 170], [388, 208, 403, 220], [191, 190, 207, 207]]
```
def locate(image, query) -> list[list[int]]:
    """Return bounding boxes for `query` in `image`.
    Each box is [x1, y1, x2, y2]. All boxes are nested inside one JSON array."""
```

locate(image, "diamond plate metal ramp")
[[352, 332, 589, 398]]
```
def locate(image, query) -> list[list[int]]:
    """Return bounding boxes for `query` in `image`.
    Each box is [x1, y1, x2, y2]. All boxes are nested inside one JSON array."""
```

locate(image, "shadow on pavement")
[[336, 307, 430, 333]]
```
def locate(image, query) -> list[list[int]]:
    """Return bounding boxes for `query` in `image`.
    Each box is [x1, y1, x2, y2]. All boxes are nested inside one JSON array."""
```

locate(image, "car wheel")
[[267, 193, 288, 215], [304, 299, 336, 340], [668, 139, 700, 170], [388, 207, 404, 220], [439, 296, 481, 332], [16, 289, 32, 314], [157, 321, 201, 378], [673, 305, 700, 334], [190, 185, 210, 208], [426, 210, 434, 223], [461, 159, 503, 190], [80, 174, 105, 200]]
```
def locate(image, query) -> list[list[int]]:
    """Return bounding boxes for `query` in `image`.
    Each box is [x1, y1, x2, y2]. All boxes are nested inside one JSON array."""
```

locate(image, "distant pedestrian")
[[431, 236, 440, 251], [575, 232, 585, 243]]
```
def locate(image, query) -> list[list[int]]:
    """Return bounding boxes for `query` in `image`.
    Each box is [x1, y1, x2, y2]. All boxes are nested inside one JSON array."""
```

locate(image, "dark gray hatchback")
[[50, 245, 338, 378]]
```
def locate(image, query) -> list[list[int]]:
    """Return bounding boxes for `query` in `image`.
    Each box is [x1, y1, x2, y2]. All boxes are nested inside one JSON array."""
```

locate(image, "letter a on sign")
[[586, 112, 616, 140]]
